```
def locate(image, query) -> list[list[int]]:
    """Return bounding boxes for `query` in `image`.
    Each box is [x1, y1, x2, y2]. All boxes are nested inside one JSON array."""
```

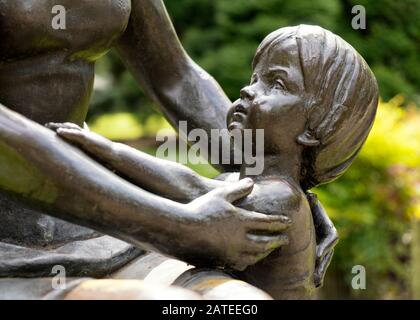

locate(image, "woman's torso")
[[0, 0, 141, 272], [0, 0, 131, 125]]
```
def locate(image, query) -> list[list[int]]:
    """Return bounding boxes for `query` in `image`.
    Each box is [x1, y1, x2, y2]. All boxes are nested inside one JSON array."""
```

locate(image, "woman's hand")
[[185, 178, 291, 271]]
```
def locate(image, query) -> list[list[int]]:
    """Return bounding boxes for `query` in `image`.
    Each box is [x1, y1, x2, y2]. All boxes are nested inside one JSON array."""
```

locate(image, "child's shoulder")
[[218, 176, 302, 215], [215, 172, 304, 211], [254, 178, 303, 212]]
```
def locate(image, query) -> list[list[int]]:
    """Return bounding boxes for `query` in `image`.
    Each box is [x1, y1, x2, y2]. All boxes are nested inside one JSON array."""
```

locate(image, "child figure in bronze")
[[226, 24, 379, 298]]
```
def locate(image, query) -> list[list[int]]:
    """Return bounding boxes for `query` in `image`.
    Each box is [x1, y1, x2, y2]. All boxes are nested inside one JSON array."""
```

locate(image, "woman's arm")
[[0, 104, 290, 270], [46, 122, 225, 203], [116, 0, 236, 171]]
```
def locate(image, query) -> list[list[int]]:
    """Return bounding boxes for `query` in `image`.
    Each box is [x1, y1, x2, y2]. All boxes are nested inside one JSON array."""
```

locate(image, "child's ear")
[[297, 104, 348, 147], [296, 131, 320, 147]]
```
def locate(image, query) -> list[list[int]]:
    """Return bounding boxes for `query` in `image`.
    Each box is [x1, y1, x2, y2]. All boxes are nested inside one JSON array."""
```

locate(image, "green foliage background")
[[88, 0, 420, 299], [316, 97, 419, 299], [90, 0, 419, 120]]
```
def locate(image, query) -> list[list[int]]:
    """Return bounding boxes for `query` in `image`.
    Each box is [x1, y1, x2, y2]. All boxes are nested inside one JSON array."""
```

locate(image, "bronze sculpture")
[[0, 0, 371, 299], [44, 25, 378, 299]]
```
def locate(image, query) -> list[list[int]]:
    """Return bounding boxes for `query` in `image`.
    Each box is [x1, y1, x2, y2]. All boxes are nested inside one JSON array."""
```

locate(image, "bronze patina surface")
[[42, 25, 378, 299], [0, 1, 375, 299]]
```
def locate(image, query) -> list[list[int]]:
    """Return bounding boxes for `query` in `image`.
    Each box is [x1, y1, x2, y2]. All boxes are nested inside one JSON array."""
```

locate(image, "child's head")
[[227, 25, 378, 190]]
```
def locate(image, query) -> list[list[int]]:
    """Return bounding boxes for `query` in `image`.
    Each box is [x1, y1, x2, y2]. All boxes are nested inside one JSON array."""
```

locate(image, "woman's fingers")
[[246, 233, 289, 252], [215, 178, 254, 203], [238, 209, 291, 232]]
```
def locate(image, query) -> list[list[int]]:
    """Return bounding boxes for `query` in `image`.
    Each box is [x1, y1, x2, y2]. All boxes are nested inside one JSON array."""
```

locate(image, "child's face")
[[227, 37, 307, 153]]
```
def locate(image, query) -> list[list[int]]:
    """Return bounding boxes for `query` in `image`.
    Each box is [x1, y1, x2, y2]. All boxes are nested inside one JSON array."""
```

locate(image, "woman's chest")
[[0, 0, 132, 60]]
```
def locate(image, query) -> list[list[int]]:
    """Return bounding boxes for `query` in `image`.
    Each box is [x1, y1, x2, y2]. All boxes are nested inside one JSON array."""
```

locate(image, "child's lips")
[[227, 100, 248, 131], [232, 111, 247, 122], [228, 112, 247, 131]]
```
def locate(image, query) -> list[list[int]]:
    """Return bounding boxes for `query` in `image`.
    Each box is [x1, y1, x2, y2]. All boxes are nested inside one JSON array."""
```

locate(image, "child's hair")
[[253, 25, 379, 190]]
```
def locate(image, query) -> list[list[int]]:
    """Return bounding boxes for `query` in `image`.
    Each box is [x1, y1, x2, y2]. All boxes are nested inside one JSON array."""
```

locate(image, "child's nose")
[[240, 86, 256, 101]]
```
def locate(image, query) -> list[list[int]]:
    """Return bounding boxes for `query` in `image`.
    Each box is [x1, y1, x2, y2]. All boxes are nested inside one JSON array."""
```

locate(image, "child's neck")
[[240, 151, 301, 185]]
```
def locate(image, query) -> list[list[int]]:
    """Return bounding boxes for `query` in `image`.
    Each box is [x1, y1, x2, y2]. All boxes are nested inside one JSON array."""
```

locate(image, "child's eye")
[[250, 74, 258, 84], [273, 79, 286, 90]]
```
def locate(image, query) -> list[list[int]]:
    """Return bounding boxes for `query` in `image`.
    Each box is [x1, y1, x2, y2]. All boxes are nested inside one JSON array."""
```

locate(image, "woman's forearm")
[[0, 104, 199, 256]]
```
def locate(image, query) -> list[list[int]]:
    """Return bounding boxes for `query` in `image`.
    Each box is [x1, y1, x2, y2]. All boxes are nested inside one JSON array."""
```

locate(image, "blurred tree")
[[413, 217, 420, 299], [317, 96, 420, 299], [89, 50, 160, 122], [89, 0, 420, 122], [336, 0, 420, 104], [166, 0, 419, 103], [89, 0, 419, 121], [166, 0, 341, 99]]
